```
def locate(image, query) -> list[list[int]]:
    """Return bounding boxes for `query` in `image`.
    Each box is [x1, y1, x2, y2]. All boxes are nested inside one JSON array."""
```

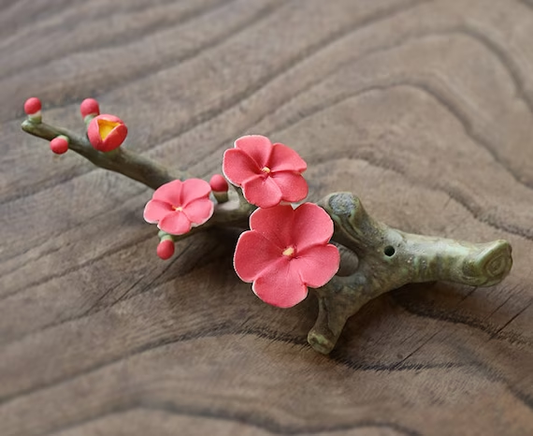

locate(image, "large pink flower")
[[223, 135, 308, 208], [143, 179, 214, 235], [234, 203, 340, 308]]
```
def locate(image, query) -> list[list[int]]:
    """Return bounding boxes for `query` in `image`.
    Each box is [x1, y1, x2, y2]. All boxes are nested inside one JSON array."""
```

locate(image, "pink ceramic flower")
[[143, 179, 214, 235], [234, 203, 340, 308], [223, 135, 308, 208], [87, 114, 127, 152]]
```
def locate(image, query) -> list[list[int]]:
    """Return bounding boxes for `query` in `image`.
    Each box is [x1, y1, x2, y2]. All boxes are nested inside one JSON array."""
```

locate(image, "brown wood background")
[[1, 0, 532, 435]]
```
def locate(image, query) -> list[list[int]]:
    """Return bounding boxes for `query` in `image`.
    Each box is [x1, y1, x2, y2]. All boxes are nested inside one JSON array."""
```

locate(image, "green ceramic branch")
[[21, 119, 184, 189], [307, 192, 513, 354], [21, 119, 254, 228]]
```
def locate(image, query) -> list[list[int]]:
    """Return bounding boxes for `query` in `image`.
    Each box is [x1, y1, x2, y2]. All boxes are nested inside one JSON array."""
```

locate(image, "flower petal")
[[183, 198, 214, 225], [252, 259, 308, 308], [294, 244, 340, 288], [292, 203, 335, 251], [270, 171, 308, 203], [223, 148, 261, 185], [269, 142, 307, 172], [249, 205, 294, 249], [153, 180, 183, 206], [158, 211, 192, 235], [143, 199, 173, 224], [242, 175, 282, 208], [234, 231, 283, 281], [87, 118, 104, 151], [234, 135, 273, 168], [180, 178, 211, 206], [101, 123, 127, 152]]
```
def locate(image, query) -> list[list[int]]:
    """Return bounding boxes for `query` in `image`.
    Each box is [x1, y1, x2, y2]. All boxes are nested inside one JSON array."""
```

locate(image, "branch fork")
[[308, 192, 512, 353]]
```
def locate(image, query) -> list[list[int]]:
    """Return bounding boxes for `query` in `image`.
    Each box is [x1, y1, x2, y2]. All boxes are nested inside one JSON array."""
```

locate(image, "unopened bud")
[[24, 97, 42, 123], [50, 136, 69, 155]]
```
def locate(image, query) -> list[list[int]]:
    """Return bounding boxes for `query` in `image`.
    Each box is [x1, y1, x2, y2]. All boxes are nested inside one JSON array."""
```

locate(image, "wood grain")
[[1, 0, 532, 435]]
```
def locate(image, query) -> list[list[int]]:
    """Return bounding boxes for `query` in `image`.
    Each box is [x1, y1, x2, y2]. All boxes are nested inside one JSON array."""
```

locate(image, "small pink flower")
[[143, 179, 214, 235], [87, 114, 127, 152], [234, 203, 340, 308], [223, 135, 308, 208]]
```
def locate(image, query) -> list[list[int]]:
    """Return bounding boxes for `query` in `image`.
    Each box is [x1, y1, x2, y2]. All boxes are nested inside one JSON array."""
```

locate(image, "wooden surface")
[[1, 0, 532, 435]]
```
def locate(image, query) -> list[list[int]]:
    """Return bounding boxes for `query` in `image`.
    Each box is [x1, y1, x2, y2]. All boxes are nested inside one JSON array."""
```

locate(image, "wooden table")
[[1, 0, 532, 434]]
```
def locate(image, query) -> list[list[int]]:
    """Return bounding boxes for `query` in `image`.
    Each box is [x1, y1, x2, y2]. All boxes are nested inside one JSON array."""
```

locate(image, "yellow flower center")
[[97, 119, 121, 140], [282, 246, 295, 257], [172, 206, 183, 211], [261, 166, 271, 174]]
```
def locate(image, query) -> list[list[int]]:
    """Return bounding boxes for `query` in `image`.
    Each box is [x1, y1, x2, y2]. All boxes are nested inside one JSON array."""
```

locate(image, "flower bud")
[[24, 97, 42, 123], [157, 239, 175, 260], [50, 136, 69, 154], [80, 98, 100, 121], [209, 174, 229, 192], [87, 114, 127, 152], [209, 174, 229, 203]]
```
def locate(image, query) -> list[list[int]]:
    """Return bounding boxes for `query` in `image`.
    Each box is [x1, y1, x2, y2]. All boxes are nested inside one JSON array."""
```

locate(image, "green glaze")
[[308, 193, 513, 354]]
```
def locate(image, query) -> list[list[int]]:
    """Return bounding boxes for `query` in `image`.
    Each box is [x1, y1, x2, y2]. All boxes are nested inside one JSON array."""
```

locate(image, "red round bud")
[[209, 174, 229, 193], [157, 239, 175, 260], [87, 114, 128, 152], [24, 97, 42, 115], [80, 98, 100, 118], [50, 136, 69, 154]]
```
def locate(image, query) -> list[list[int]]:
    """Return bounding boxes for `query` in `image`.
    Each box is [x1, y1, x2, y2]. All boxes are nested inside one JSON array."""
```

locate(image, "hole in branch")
[[384, 246, 395, 257]]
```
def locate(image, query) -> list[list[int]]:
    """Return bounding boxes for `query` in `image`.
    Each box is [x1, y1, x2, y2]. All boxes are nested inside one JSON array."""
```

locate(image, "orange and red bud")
[[87, 114, 127, 152]]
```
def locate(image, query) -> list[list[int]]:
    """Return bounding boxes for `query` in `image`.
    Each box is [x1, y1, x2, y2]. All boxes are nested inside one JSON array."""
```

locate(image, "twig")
[[22, 119, 184, 190]]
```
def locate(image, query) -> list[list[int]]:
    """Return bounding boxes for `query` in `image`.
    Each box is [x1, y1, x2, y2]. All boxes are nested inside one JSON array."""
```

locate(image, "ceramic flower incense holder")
[[21, 98, 514, 354]]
